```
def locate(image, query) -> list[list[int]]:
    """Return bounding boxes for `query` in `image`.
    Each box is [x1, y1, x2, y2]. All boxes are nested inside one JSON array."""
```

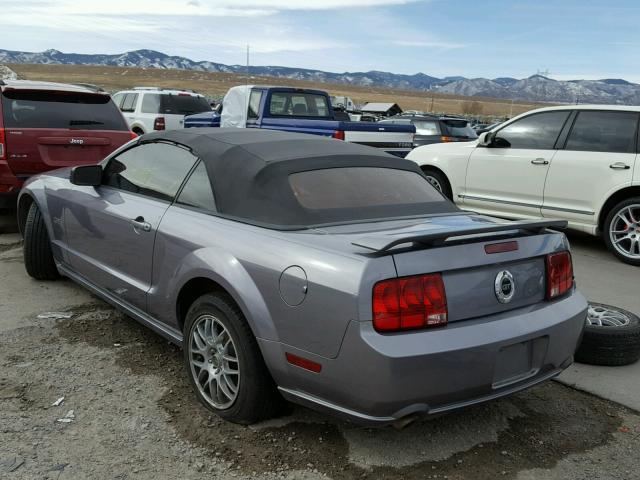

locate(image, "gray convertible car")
[[18, 128, 587, 426]]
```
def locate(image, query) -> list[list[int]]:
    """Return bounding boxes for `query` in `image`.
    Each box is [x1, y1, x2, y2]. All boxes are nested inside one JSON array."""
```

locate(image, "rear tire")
[[575, 303, 640, 366], [23, 203, 59, 280], [183, 293, 283, 424], [602, 197, 640, 266], [421, 168, 452, 200]]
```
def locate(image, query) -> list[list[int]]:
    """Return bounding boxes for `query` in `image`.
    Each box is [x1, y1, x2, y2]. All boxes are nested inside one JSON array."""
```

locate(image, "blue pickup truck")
[[184, 86, 415, 157]]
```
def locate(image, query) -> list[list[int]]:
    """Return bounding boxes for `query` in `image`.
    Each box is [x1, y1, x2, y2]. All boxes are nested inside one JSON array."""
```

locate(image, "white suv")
[[407, 105, 640, 265], [111, 87, 211, 135]]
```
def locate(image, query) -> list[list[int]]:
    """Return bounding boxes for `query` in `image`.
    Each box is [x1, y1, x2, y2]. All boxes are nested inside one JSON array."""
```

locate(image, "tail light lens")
[[332, 130, 345, 140], [372, 273, 447, 332], [0, 127, 5, 160], [440, 135, 455, 142], [153, 117, 166, 131], [546, 251, 573, 299]]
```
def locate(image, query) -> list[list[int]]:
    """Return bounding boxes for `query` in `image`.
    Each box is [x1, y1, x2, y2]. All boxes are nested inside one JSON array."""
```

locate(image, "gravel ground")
[[1, 224, 640, 479]]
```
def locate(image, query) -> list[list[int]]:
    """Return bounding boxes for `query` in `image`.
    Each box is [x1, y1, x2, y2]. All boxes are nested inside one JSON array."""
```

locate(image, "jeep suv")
[[0, 80, 134, 207], [112, 87, 212, 135]]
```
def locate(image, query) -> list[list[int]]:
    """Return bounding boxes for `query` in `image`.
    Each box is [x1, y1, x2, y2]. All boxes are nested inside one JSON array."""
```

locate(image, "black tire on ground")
[[575, 303, 640, 366], [602, 197, 640, 266], [23, 202, 59, 280], [421, 168, 453, 200], [183, 293, 283, 424]]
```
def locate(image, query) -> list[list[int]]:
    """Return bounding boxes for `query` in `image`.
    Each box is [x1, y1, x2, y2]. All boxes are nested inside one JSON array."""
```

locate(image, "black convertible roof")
[[140, 128, 456, 229]]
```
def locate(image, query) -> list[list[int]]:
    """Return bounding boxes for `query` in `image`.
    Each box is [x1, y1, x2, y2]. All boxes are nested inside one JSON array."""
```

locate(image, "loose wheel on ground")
[[575, 302, 640, 366]]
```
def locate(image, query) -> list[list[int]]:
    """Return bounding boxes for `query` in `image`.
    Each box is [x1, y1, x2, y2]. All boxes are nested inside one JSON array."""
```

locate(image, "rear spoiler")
[[352, 219, 567, 253]]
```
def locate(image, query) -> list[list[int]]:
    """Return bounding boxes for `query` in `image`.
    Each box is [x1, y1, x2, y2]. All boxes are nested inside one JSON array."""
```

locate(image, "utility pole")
[[246, 44, 250, 86]]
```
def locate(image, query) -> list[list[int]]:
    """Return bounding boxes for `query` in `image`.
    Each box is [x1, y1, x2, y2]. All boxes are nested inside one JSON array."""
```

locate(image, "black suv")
[[378, 114, 477, 147]]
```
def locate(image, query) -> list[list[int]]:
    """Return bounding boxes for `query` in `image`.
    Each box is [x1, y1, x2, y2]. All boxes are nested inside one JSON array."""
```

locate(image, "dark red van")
[[0, 80, 135, 207]]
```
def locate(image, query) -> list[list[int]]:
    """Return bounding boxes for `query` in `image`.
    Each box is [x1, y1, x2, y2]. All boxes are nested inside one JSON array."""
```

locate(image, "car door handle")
[[531, 158, 549, 165], [610, 162, 630, 170], [131, 216, 152, 232]]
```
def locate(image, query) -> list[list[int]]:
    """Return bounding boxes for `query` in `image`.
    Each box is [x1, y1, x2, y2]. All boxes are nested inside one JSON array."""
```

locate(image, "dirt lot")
[[7, 63, 547, 118], [1, 213, 640, 480]]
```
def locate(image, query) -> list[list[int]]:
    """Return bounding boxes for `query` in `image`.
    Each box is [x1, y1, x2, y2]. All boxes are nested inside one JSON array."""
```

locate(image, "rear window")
[[269, 92, 330, 117], [441, 119, 477, 139], [141, 94, 211, 115], [289, 167, 447, 210], [1, 90, 128, 131]]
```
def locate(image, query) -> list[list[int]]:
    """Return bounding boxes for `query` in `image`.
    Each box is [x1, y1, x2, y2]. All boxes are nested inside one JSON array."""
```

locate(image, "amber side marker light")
[[285, 352, 322, 373]]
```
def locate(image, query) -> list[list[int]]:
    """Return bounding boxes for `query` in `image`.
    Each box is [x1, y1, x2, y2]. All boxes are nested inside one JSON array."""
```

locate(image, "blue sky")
[[2, 0, 640, 82]]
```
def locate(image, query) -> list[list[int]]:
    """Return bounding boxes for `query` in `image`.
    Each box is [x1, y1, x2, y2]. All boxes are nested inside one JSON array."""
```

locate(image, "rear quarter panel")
[[150, 206, 396, 359]]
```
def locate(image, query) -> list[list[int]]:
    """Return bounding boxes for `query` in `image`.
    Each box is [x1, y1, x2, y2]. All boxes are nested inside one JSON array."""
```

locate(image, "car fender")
[[156, 246, 279, 343], [406, 142, 477, 201]]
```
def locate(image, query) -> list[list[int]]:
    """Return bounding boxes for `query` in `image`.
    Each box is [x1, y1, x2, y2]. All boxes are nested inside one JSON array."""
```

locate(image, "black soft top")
[[141, 128, 457, 229]]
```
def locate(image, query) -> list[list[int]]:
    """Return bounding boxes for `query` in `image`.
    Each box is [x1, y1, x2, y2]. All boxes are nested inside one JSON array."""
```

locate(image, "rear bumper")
[[0, 160, 21, 208], [261, 291, 587, 426]]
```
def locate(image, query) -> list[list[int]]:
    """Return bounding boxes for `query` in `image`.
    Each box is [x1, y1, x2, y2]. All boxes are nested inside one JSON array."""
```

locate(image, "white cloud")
[[393, 39, 467, 49], [2, 0, 423, 17]]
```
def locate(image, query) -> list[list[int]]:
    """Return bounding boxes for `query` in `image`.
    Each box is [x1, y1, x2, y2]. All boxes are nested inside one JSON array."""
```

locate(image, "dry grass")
[[8, 63, 550, 118]]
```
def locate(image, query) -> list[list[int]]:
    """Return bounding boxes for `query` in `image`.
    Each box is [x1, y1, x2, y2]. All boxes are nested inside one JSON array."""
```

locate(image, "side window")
[[111, 93, 125, 109], [102, 143, 197, 201], [141, 94, 161, 114], [494, 111, 570, 149], [414, 120, 440, 135], [248, 90, 262, 119], [121, 93, 139, 113], [565, 111, 638, 153], [176, 161, 217, 212]]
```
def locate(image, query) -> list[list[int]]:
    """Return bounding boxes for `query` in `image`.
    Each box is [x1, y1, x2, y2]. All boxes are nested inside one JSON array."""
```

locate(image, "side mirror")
[[70, 165, 102, 187], [477, 131, 492, 147]]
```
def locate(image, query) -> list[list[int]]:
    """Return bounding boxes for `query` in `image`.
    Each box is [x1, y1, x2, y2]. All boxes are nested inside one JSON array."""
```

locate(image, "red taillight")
[[0, 127, 5, 160], [332, 130, 345, 140], [153, 117, 166, 131], [440, 135, 454, 142], [285, 352, 322, 373], [546, 251, 573, 300], [372, 273, 448, 332]]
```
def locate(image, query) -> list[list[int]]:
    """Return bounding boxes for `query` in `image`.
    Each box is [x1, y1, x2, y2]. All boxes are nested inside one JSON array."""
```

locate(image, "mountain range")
[[2, 48, 640, 105]]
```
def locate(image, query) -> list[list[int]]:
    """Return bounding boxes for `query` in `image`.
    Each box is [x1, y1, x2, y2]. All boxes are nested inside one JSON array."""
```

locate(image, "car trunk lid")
[[351, 215, 567, 322]]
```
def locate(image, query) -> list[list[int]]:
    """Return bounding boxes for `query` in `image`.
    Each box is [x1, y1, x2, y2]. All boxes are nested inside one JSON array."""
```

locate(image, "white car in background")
[[111, 87, 211, 135], [407, 105, 640, 265]]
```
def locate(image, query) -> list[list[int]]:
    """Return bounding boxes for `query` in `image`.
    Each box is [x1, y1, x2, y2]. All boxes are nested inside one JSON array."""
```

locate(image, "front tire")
[[421, 168, 452, 200], [23, 202, 59, 280], [603, 198, 640, 266], [183, 293, 282, 424]]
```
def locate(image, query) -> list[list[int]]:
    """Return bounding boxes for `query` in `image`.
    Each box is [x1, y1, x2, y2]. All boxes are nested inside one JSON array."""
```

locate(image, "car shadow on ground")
[[46, 304, 630, 479]]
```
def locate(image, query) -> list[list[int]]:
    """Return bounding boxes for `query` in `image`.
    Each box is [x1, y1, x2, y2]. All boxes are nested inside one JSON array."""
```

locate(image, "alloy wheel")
[[189, 314, 240, 409], [587, 303, 631, 327], [609, 204, 640, 260], [425, 175, 443, 192]]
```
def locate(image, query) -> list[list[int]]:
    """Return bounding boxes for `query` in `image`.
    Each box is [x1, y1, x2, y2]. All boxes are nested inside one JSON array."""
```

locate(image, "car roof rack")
[[133, 86, 163, 91]]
